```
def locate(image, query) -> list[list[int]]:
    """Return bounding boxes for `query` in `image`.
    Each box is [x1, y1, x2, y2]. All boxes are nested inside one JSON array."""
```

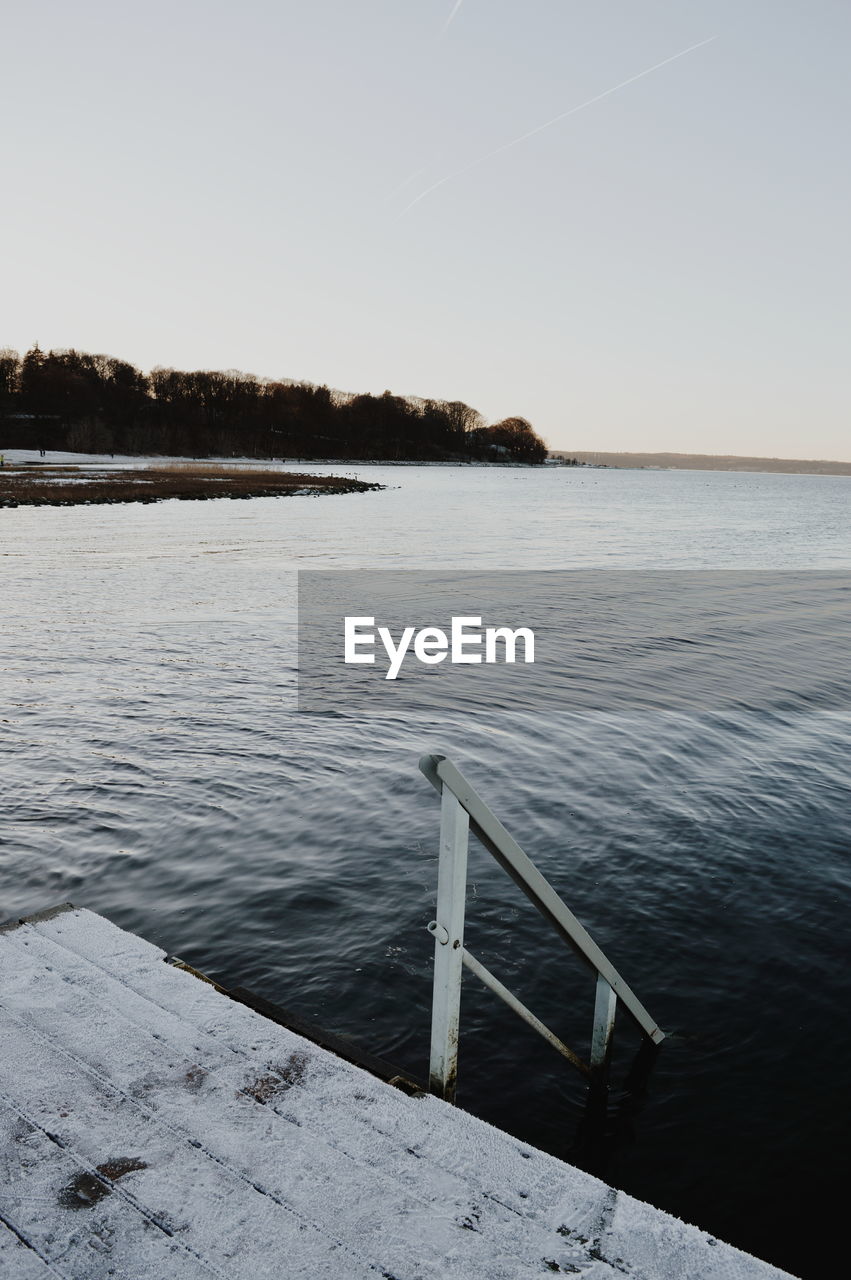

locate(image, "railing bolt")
[[427, 920, 450, 946]]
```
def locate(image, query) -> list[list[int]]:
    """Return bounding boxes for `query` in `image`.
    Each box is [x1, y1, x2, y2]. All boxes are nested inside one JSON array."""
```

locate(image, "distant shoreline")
[[551, 450, 851, 476]]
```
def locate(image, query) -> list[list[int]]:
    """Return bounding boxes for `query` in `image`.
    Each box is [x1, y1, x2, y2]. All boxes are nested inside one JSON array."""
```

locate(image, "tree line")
[[0, 346, 547, 464]]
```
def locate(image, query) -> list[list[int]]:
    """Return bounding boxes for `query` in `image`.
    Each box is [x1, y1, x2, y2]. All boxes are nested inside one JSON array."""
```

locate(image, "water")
[[1, 464, 849, 1278]]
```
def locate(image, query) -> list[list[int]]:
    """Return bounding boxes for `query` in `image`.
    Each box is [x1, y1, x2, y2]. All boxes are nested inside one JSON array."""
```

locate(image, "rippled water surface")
[[2, 463, 850, 1279]]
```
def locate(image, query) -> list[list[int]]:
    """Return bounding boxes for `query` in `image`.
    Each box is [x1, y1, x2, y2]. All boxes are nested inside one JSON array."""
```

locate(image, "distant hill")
[[552, 451, 851, 476]]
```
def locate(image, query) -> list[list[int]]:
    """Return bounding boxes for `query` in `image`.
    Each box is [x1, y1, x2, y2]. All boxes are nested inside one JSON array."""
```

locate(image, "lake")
[[1, 462, 849, 1279]]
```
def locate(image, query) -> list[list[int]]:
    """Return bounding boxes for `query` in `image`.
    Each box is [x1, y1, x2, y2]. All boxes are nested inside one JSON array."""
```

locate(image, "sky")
[[3, 1, 850, 460]]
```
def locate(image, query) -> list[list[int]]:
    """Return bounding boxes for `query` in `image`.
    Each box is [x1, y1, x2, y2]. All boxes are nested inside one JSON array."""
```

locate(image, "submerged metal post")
[[427, 784, 470, 1102], [590, 973, 618, 1083]]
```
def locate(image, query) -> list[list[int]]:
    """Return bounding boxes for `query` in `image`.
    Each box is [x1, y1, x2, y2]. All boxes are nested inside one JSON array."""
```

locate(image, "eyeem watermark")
[[345, 615, 535, 680], [298, 569, 851, 714]]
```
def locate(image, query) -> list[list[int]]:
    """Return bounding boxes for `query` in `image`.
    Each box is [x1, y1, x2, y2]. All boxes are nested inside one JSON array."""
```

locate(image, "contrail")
[[442, 1, 465, 35], [387, 168, 428, 198], [399, 34, 717, 216]]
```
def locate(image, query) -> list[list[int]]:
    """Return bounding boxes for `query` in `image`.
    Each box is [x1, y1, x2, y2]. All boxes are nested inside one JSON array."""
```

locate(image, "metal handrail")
[[420, 752, 665, 1102]]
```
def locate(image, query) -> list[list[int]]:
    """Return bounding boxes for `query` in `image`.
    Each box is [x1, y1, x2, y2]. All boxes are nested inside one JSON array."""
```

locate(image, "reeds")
[[0, 464, 381, 507]]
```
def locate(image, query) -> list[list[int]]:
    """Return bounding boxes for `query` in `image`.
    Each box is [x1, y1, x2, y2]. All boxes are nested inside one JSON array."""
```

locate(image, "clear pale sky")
[[3, 1, 849, 459]]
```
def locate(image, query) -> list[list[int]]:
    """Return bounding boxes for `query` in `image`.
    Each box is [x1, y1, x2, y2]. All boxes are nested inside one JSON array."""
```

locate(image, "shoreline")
[[553, 449, 851, 476], [0, 462, 383, 508], [2, 450, 544, 470]]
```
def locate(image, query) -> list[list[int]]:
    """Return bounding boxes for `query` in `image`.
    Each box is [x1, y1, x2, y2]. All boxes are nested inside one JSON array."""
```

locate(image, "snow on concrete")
[[0, 1222, 62, 1278], [0, 907, 796, 1279]]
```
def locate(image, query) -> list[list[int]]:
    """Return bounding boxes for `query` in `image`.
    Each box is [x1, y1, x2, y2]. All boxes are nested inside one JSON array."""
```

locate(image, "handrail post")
[[590, 974, 617, 1084], [427, 785, 470, 1102]]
